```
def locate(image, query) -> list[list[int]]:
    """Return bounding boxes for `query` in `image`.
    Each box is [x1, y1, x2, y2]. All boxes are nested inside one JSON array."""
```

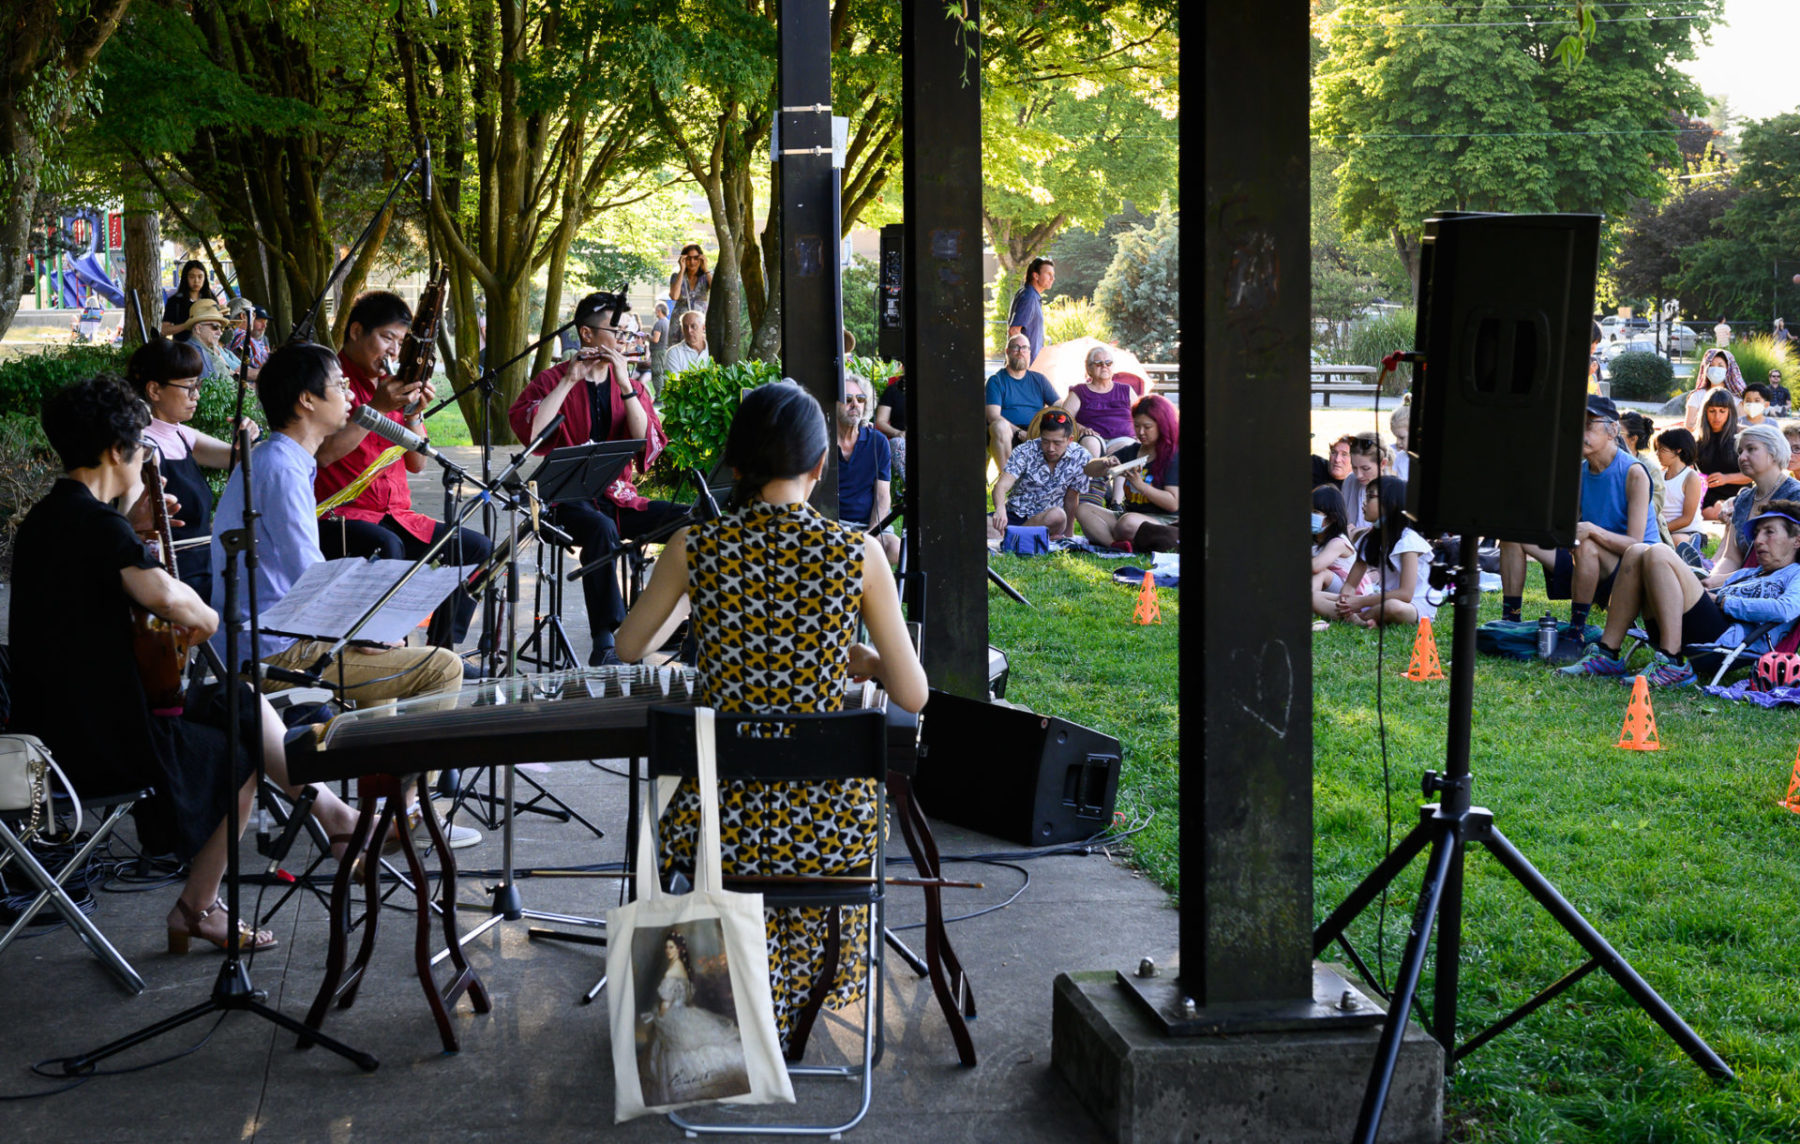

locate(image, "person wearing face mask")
[[1310, 484, 1368, 623], [1742, 383, 1775, 427], [1684, 355, 1724, 434]]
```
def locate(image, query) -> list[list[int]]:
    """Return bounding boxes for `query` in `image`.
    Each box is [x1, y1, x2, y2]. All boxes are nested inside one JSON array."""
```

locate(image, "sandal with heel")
[[168, 897, 278, 954]]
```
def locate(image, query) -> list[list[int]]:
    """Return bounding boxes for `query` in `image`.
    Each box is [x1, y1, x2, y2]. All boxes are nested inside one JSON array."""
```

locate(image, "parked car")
[[1598, 336, 1660, 380]]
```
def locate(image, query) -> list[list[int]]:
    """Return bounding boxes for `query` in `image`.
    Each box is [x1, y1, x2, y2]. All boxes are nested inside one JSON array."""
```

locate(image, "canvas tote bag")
[[606, 707, 795, 1121]]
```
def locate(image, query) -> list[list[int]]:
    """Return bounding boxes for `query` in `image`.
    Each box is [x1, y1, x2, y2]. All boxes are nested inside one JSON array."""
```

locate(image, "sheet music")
[[258, 558, 470, 645]]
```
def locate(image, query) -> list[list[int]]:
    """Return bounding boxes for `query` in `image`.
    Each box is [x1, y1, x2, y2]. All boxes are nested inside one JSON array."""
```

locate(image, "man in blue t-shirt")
[[1007, 257, 1055, 365], [836, 375, 899, 563], [1498, 395, 1661, 654], [985, 333, 1061, 471]]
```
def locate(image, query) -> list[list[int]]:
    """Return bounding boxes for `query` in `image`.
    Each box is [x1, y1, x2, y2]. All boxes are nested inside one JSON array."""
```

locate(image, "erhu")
[[400, 266, 449, 418]]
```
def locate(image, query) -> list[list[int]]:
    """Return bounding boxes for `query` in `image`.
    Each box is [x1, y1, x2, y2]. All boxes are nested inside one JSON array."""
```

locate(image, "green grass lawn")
[[1316, 567, 1800, 1142], [985, 552, 1181, 890]]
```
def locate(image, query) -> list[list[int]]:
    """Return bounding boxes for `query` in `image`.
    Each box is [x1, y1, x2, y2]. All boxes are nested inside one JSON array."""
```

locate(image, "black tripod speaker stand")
[[1311, 532, 1733, 1144]]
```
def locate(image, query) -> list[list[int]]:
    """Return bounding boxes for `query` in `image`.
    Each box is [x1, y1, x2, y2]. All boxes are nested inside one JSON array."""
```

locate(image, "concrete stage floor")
[[0, 449, 1181, 1140]]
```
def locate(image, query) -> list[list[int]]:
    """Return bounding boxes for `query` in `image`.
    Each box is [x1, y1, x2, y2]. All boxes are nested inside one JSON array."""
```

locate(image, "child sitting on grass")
[[1311, 484, 1363, 621], [1333, 475, 1436, 628]]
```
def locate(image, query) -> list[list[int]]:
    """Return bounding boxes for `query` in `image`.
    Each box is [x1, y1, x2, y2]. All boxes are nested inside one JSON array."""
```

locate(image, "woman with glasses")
[[1059, 347, 1138, 462], [126, 338, 261, 599], [667, 244, 712, 327]]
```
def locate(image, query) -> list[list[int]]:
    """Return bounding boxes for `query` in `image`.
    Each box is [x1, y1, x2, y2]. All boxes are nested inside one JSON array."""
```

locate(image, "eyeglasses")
[[845, 394, 867, 403], [158, 379, 201, 394], [1089, 357, 1114, 367]]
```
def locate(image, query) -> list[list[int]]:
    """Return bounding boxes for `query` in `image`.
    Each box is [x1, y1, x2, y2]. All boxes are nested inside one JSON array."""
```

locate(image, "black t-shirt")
[[876, 377, 907, 433], [1112, 443, 1180, 509], [586, 378, 616, 443], [8, 480, 160, 789], [159, 289, 214, 328]]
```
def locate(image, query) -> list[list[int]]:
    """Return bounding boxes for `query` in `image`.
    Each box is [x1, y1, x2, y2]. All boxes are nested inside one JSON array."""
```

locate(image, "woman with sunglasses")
[[172, 297, 254, 383], [1059, 346, 1138, 464], [667, 244, 712, 328], [126, 338, 261, 598]]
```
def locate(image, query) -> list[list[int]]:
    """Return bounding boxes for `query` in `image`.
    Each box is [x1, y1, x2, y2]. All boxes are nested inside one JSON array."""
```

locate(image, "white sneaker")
[[446, 822, 482, 849]]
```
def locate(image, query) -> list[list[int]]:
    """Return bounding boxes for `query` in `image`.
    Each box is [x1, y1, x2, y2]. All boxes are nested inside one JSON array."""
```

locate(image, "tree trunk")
[[1393, 229, 1421, 298], [751, 166, 783, 363], [0, 117, 47, 341], [121, 171, 161, 348]]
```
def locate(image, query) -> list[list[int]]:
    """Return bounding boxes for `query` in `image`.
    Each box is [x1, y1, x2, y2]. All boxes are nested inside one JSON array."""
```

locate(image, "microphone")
[[419, 135, 433, 202], [691, 468, 719, 522], [351, 401, 441, 459]]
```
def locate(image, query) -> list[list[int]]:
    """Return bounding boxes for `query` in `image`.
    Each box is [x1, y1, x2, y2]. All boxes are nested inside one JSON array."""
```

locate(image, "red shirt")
[[509, 360, 667, 511], [313, 352, 437, 541]]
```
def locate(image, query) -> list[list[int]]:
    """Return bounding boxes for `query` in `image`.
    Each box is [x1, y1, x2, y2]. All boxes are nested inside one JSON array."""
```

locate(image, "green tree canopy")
[[1312, 0, 1719, 287], [1675, 111, 1800, 323]]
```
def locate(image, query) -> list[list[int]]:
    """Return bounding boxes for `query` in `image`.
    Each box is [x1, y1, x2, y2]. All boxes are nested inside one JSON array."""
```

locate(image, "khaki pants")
[[262, 640, 463, 708]]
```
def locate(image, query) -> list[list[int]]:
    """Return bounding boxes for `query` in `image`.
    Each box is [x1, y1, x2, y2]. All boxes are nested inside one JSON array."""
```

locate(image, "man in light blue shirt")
[[1006, 256, 1055, 365], [210, 342, 464, 706]]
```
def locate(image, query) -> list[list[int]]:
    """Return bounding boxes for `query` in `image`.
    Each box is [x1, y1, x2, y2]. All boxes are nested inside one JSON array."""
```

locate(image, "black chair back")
[[646, 706, 887, 784]]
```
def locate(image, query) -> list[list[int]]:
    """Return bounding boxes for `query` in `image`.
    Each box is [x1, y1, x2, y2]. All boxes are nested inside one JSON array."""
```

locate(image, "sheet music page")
[[258, 558, 470, 644]]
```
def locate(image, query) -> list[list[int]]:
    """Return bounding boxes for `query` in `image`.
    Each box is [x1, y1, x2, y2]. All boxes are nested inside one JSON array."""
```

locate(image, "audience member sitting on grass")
[[1075, 394, 1179, 553], [1062, 344, 1138, 465], [985, 333, 1059, 473], [1784, 422, 1800, 479], [1332, 475, 1435, 628], [1700, 423, 1800, 582], [1389, 402, 1411, 482], [872, 364, 906, 478], [986, 408, 1091, 542], [1768, 369, 1792, 413], [1619, 410, 1673, 547], [1312, 434, 1355, 489], [1655, 427, 1707, 560], [1311, 485, 1367, 619], [1742, 384, 1775, 427], [1697, 389, 1746, 520], [1343, 432, 1389, 533], [1499, 396, 1658, 646], [1559, 500, 1800, 688]]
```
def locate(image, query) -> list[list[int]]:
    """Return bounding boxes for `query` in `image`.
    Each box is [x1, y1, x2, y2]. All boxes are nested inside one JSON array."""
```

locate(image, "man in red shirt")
[[315, 290, 492, 651], [510, 291, 680, 664]]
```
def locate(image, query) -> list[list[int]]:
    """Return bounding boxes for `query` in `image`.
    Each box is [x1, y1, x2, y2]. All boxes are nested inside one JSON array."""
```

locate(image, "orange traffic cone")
[[1403, 618, 1445, 681], [1780, 745, 1800, 814], [1616, 675, 1663, 751], [1132, 571, 1161, 625]]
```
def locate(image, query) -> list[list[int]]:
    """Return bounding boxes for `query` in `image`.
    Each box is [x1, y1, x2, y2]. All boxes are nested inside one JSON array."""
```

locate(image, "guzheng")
[[286, 665, 918, 785]]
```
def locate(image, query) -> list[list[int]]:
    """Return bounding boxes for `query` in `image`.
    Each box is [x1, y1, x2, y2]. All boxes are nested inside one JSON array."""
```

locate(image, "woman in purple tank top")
[[1061, 345, 1137, 460]]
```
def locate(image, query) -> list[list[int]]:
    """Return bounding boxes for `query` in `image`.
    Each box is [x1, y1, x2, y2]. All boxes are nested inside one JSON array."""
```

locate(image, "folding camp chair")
[[0, 768, 149, 995], [1620, 619, 1800, 687]]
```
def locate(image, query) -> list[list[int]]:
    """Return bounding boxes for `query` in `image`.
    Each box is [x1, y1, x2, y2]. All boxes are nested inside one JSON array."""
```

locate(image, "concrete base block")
[[1052, 970, 1444, 1144]]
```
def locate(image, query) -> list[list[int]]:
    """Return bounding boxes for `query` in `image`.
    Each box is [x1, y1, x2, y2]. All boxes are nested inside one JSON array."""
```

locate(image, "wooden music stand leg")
[[300, 790, 382, 1048], [407, 777, 490, 1054], [888, 773, 977, 1067]]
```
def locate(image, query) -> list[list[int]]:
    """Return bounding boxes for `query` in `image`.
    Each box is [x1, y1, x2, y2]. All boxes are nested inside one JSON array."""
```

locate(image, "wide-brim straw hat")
[[173, 298, 230, 335]]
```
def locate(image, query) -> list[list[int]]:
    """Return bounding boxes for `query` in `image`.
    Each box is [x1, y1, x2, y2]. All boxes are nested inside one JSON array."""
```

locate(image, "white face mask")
[[1707, 366, 1727, 384], [1747, 402, 1768, 417], [1310, 512, 1325, 532]]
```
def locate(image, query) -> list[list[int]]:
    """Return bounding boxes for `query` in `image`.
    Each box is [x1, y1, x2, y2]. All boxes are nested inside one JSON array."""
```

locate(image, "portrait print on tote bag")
[[631, 918, 751, 1107]]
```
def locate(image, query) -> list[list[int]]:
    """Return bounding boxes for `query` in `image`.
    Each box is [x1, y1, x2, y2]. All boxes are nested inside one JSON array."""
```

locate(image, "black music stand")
[[532, 439, 644, 508]]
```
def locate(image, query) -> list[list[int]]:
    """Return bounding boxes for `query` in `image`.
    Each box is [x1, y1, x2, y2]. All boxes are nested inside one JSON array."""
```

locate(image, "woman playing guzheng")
[[615, 379, 927, 1055]]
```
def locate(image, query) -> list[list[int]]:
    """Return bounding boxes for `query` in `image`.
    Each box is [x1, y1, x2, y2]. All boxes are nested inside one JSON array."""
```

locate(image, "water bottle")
[[1537, 614, 1558, 659]]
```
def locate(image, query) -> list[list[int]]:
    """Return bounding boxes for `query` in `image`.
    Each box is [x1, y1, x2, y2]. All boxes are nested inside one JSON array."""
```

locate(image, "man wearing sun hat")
[[171, 297, 251, 382]]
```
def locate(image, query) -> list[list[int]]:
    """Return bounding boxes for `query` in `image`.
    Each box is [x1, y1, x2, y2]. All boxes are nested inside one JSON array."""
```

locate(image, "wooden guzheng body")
[[286, 664, 918, 782], [284, 663, 974, 1065]]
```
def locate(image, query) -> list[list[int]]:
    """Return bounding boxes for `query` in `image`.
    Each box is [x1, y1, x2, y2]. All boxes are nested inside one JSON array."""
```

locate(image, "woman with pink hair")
[[1075, 394, 1180, 552]]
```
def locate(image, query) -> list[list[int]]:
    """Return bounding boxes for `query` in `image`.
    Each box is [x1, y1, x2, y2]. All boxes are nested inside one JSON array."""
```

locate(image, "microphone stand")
[[303, 416, 566, 676], [420, 317, 577, 676], [61, 400, 378, 1078]]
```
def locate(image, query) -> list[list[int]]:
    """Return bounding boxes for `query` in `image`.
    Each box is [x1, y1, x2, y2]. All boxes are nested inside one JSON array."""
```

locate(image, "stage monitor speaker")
[[877, 224, 905, 362], [1407, 211, 1601, 548], [913, 689, 1120, 847]]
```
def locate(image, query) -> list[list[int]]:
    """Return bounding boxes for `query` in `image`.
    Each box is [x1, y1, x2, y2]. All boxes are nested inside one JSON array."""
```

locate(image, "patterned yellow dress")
[[659, 498, 876, 1051]]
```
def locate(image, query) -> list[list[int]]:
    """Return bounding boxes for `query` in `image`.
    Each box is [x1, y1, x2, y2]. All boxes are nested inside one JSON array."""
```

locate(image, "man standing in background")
[[1007, 257, 1055, 365]]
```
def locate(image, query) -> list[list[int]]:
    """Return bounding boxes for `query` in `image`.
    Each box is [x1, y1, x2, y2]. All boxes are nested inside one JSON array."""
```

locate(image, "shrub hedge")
[[1608, 351, 1676, 402]]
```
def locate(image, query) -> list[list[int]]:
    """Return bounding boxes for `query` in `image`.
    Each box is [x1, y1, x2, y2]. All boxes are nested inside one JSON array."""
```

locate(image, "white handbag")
[[0, 733, 81, 840], [606, 707, 794, 1121]]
